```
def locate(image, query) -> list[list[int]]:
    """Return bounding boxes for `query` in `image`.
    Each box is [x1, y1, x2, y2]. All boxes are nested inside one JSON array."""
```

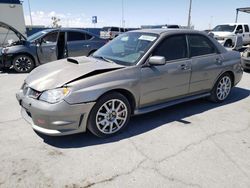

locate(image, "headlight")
[[242, 49, 250, 58], [39, 87, 70, 104], [1, 48, 9, 54]]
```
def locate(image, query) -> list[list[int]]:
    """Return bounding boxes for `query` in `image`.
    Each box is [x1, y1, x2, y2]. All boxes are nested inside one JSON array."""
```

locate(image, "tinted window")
[[68, 32, 85, 41], [111, 27, 119, 32], [43, 32, 58, 43], [85, 33, 93, 40], [153, 35, 187, 61], [188, 35, 216, 57], [244, 25, 249, 32]]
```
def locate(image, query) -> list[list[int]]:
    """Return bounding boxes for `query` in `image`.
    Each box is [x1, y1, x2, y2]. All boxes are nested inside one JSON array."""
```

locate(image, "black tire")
[[87, 92, 131, 138], [12, 55, 35, 73], [209, 73, 232, 103], [224, 40, 232, 48]]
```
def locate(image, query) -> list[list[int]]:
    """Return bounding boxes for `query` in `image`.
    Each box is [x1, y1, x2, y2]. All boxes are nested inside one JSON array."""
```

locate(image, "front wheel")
[[87, 92, 131, 137], [13, 55, 35, 73], [209, 73, 232, 102]]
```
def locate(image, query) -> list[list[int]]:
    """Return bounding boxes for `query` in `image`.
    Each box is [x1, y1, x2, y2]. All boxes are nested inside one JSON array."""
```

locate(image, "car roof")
[[41, 28, 99, 37], [129, 29, 206, 36]]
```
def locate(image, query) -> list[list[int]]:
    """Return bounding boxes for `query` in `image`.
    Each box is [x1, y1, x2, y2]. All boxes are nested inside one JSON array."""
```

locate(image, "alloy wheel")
[[14, 56, 32, 72], [216, 76, 231, 101], [96, 99, 128, 134]]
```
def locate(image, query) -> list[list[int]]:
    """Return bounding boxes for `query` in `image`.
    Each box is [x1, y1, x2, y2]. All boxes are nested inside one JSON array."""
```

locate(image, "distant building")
[[0, 0, 26, 45]]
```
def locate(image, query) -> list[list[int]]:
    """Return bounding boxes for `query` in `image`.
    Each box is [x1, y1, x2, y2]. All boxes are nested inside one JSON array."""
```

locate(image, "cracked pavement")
[[0, 71, 249, 188]]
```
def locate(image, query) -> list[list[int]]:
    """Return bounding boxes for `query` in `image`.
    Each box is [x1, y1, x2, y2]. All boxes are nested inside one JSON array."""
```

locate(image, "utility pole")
[[27, 0, 33, 26], [187, 0, 192, 29], [121, 0, 125, 28]]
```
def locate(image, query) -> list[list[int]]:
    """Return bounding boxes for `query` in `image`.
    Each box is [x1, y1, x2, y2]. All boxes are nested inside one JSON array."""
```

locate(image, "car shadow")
[[38, 87, 250, 148]]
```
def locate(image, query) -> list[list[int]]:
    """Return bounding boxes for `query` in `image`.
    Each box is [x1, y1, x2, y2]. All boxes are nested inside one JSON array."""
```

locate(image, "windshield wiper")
[[93, 55, 115, 64]]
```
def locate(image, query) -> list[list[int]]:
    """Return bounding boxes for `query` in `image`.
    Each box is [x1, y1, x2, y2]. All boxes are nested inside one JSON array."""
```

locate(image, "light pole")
[[187, 0, 192, 29], [27, 0, 33, 26]]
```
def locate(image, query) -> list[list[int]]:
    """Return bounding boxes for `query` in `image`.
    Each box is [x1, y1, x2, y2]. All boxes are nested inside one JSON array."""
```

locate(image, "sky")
[[22, 0, 250, 30]]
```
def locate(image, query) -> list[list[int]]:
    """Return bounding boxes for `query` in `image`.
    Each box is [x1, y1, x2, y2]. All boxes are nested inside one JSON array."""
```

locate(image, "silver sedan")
[[16, 29, 243, 137]]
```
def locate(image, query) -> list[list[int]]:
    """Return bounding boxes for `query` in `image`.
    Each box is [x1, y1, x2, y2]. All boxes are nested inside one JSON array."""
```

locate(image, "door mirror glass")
[[148, 56, 166, 66]]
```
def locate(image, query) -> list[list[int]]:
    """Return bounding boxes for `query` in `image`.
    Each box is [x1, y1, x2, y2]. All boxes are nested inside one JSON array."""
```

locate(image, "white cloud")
[[25, 11, 108, 28]]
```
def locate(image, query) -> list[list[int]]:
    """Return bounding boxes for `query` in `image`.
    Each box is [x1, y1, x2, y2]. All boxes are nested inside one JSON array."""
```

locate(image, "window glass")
[[85, 33, 93, 40], [43, 32, 58, 43], [68, 31, 86, 41], [188, 35, 216, 57], [153, 35, 187, 61], [244, 25, 249, 32], [111, 27, 119, 32]]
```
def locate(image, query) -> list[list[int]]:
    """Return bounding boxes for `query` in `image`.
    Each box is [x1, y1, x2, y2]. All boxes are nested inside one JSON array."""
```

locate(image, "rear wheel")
[[209, 73, 232, 102], [13, 55, 35, 73], [87, 92, 131, 137]]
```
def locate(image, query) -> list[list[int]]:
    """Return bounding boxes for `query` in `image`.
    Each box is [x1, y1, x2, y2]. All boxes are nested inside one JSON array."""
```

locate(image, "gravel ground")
[[0, 70, 249, 188]]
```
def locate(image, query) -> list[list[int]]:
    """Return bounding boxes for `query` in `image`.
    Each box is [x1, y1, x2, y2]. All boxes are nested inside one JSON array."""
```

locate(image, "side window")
[[236, 25, 243, 32], [188, 35, 216, 57], [68, 31, 86, 41], [244, 25, 249, 32], [112, 27, 119, 32], [43, 32, 58, 43], [153, 35, 187, 61], [85, 33, 93, 40]]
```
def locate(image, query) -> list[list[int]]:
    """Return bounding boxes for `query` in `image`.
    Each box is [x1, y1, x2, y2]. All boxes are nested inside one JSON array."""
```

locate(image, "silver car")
[[0, 22, 107, 73], [16, 29, 243, 137]]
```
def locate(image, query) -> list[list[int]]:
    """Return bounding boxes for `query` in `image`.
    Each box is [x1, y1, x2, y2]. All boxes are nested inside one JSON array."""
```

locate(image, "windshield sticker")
[[121, 36, 129, 41], [139, 35, 157, 41]]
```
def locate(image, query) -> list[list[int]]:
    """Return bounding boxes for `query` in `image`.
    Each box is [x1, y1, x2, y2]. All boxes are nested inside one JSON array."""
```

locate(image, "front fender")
[[64, 78, 140, 106]]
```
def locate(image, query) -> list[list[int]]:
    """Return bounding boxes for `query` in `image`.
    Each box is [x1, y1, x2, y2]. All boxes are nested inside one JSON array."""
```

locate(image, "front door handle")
[[216, 58, 223, 65], [179, 64, 189, 70], [83, 45, 90, 48], [50, 47, 56, 51]]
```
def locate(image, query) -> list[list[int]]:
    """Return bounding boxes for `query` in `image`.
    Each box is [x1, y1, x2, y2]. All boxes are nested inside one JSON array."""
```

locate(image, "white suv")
[[211, 23, 250, 47], [100, 27, 127, 40]]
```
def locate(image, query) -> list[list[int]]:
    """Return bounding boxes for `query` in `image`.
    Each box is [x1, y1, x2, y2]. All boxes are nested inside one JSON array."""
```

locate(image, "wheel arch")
[[97, 88, 136, 115]]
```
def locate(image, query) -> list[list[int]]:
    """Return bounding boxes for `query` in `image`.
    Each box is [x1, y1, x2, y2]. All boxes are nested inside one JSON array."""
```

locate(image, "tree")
[[51, 16, 61, 28]]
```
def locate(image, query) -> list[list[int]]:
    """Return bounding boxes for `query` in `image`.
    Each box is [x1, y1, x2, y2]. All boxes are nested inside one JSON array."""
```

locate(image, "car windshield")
[[27, 30, 48, 41], [93, 32, 158, 66], [212, 25, 236, 32]]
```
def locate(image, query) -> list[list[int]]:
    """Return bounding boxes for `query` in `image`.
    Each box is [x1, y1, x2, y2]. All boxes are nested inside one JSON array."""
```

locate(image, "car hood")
[[0, 21, 27, 41], [25, 56, 125, 91]]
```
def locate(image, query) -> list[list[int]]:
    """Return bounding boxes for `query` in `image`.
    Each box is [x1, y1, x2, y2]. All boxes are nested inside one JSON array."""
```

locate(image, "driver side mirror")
[[148, 56, 166, 66], [235, 29, 243, 34]]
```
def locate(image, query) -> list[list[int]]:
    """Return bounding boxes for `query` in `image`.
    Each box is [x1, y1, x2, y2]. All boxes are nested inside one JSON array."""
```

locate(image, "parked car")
[[211, 23, 250, 47], [16, 29, 243, 137], [241, 48, 250, 70], [100, 26, 127, 39], [0, 22, 107, 73]]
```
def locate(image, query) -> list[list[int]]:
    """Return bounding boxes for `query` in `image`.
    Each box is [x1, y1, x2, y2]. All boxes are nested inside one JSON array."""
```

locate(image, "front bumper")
[[0, 53, 13, 68], [16, 89, 95, 136], [241, 57, 250, 70]]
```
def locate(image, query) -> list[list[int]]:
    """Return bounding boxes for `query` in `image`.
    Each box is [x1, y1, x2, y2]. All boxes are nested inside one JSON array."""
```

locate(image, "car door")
[[140, 34, 191, 107], [187, 34, 223, 94], [37, 31, 59, 64], [243, 25, 250, 44], [67, 31, 93, 57]]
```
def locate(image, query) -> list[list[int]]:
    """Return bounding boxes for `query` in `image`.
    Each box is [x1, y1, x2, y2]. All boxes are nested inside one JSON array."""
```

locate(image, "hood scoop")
[[67, 57, 79, 64]]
